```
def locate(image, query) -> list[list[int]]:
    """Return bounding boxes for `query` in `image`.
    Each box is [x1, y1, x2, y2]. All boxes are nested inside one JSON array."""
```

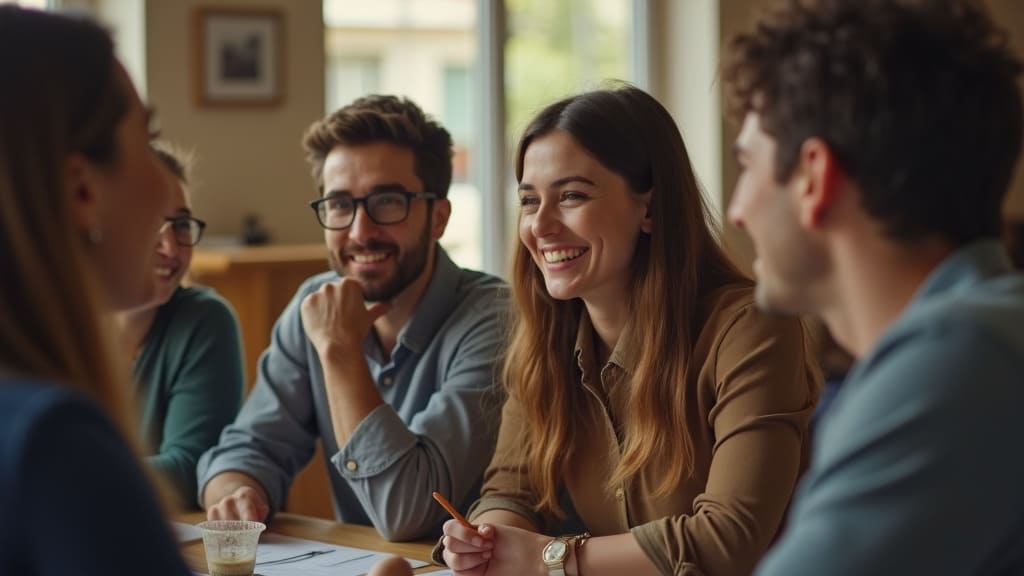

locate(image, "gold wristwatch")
[[542, 536, 571, 576]]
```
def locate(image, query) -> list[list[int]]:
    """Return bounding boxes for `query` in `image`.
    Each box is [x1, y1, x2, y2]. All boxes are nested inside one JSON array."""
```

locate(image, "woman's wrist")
[[566, 546, 581, 576], [566, 532, 591, 576]]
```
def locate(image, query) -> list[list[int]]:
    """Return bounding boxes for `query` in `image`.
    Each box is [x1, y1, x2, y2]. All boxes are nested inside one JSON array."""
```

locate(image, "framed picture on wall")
[[193, 7, 284, 107]]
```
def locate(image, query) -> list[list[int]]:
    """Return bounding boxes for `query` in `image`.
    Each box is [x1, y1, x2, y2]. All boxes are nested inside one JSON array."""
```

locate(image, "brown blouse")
[[468, 284, 821, 576]]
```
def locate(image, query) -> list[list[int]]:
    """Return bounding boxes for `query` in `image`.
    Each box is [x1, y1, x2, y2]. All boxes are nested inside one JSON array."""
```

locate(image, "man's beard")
[[328, 216, 433, 303]]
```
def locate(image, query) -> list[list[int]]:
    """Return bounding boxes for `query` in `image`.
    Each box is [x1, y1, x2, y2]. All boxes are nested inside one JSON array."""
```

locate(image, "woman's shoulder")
[[700, 282, 756, 327], [161, 285, 239, 325], [0, 378, 192, 575], [168, 285, 233, 310], [698, 282, 805, 348], [0, 378, 93, 427], [0, 379, 108, 472]]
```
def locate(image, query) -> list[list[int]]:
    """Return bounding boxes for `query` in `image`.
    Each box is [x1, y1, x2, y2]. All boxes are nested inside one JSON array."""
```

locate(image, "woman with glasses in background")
[[114, 144, 244, 508]]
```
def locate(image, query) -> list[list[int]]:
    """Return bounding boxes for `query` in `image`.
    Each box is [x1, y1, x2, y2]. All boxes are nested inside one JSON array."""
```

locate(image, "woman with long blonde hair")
[[439, 85, 820, 576], [0, 6, 190, 574]]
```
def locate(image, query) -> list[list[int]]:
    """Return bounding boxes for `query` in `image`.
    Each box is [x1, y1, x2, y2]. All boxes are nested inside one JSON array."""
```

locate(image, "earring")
[[87, 227, 103, 245]]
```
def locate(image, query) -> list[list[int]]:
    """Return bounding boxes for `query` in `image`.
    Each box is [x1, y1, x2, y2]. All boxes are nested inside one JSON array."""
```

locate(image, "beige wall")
[[146, 0, 325, 245]]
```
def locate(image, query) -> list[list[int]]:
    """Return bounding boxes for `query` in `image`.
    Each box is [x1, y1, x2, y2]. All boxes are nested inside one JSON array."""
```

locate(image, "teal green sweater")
[[134, 286, 243, 507]]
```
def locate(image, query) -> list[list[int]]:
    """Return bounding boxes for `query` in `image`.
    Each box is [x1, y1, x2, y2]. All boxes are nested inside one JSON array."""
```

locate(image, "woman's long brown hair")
[[0, 6, 134, 438], [504, 84, 749, 516]]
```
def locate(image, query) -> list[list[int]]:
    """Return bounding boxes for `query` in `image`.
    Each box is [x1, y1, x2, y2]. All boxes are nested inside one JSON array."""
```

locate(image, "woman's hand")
[[442, 519, 494, 575], [443, 521, 550, 576]]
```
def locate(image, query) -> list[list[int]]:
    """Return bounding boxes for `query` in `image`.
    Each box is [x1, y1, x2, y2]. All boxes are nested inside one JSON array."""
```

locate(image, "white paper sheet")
[[171, 521, 204, 544], [247, 533, 428, 576]]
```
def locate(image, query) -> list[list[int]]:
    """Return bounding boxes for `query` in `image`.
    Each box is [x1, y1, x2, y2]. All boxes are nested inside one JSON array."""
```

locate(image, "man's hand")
[[203, 472, 270, 522], [300, 278, 390, 360], [300, 277, 389, 446], [367, 556, 414, 576]]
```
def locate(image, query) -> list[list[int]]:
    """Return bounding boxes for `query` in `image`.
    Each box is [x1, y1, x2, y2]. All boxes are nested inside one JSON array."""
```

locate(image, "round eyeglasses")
[[159, 216, 206, 247], [309, 189, 437, 230]]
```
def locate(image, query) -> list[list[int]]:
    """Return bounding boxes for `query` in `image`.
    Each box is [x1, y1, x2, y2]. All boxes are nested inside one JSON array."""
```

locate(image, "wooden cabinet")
[[188, 243, 335, 519]]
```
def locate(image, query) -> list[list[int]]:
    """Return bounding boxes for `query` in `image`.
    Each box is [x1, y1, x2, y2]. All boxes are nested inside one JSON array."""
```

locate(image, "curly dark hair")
[[724, 0, 1023, 244], [302, 94, 453, 199]]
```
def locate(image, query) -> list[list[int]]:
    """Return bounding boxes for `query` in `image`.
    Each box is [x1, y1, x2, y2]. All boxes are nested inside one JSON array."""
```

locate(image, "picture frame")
[[193, 7, 284, 107]]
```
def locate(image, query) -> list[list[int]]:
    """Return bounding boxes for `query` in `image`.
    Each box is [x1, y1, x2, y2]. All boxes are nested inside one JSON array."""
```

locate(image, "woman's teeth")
[[543, 248, 587, 263]]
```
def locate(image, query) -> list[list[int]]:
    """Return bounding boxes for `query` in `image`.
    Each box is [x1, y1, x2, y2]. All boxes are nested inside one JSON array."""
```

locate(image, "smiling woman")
[[0, 5, 191, 575], [438, 85, 821, 576], [113, 144, 245, 509]]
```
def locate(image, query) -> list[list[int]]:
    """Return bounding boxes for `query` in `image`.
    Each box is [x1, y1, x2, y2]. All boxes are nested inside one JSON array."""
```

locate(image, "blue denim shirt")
[[197, 247, 508, 540], [758, 240, 1024, 575]]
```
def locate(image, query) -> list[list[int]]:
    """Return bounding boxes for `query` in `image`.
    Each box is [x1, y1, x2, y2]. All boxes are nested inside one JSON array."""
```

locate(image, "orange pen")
[[432, 491, 477, 530]]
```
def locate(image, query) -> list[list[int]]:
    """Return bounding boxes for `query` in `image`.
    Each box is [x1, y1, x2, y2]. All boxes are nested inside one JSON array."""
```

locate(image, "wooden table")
[[178, 511, 439, 574]]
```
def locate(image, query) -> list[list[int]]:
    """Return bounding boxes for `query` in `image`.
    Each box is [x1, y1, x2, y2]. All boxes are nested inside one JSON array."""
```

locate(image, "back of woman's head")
[[0, 7, 130, 420]]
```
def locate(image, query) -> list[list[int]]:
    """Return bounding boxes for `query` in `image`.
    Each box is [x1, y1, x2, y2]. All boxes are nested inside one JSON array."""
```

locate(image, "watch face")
[[543, 539, 568, 562]]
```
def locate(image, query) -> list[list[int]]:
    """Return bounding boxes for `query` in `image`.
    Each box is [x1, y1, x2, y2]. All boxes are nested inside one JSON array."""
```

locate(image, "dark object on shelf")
[[242, 214, 271, 246]]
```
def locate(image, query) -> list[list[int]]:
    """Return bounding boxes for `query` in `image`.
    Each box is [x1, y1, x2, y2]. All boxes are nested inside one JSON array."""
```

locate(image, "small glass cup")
[[196, 520, 266, 576]]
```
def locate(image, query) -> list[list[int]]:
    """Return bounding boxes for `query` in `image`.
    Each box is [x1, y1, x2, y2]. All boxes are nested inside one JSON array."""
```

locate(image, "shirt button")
[[345, 460, 358, 472], [381, 375, 393, 386], [615, 488, 624, 501]]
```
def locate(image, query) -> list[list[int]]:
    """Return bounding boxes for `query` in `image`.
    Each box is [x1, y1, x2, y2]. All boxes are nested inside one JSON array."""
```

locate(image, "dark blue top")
[[0, 378, 190, 575]]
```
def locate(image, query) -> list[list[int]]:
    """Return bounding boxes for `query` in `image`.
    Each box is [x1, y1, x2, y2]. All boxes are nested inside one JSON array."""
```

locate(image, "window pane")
[[323, 0, 482, 269], [505, 0, 633, 139], [326, 56, 381, 114], [0, 0, 50, 7]]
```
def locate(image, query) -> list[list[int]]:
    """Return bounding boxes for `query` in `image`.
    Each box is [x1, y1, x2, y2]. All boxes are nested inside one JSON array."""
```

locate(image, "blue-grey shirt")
[[197, 247, 508, 540], [757, 240, 1024, 575]]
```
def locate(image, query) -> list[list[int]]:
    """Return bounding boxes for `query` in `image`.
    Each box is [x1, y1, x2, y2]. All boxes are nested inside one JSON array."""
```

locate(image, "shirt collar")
[[395, 244, 461, 354], [907, 238, 1015, 313], [573, 307, 639, 382]]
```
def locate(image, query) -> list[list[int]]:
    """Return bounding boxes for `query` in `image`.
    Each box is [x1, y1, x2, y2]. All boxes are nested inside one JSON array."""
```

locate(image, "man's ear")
[[795, 137, 843, 229], [65, 153, 103, 237], [430, 197, 452, 241]]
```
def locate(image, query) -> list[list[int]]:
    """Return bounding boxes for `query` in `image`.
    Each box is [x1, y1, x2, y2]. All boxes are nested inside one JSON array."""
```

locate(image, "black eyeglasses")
[[159, 216, 206, 247], [309, 189, 437, 231]]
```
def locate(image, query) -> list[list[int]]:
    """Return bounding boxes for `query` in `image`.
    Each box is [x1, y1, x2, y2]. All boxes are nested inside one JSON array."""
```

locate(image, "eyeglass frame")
[[159, 215, 207, 247], [309, 189, 438, 231]]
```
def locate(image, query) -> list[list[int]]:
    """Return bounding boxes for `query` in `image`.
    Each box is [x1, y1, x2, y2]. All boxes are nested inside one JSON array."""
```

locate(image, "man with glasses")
[[725, 0, 1024, 573], [198, 95, 508, 541]]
